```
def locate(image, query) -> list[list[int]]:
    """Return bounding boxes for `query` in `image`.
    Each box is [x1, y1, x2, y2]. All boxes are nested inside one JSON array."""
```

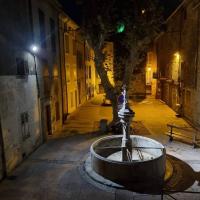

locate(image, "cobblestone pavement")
[[0, 95, 200, 200]]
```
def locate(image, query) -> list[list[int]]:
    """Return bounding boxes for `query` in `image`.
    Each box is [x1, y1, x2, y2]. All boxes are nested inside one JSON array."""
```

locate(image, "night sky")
[[58, 0, 182, 25], [59, 0, 82, 23]]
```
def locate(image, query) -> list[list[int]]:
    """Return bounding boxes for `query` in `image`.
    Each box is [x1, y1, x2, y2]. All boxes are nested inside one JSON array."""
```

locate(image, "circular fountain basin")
[[90, 135, 166, 192]]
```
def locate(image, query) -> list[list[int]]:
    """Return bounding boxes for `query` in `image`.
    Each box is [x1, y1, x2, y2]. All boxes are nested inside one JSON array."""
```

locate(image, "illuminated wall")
[[155, 0, 200, 125]]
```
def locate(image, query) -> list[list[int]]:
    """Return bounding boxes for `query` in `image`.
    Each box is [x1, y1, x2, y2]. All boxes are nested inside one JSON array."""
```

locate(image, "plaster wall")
[[155, 0, 200, 126], [31, 0, 63, 133], [0, 76, 41, 173]]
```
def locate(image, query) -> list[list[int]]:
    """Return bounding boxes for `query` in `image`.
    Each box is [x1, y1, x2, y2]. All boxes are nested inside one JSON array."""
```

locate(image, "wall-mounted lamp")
[[174, 52, 180, 60], [31, 45, 39, 54], [147, 67, 151, 71], [141, 9, 146, 14]]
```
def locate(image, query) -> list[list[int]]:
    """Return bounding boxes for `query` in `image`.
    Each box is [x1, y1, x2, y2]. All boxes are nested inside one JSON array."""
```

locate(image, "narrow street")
[[0, 95, 200, 200]]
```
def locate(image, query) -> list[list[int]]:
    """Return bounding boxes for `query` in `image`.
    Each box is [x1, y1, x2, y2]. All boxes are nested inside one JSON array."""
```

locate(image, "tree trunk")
[[111, 94, 118, 122], [94, 49, 119, 127]]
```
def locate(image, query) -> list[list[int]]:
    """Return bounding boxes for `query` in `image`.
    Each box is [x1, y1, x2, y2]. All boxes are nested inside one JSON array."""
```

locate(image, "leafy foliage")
[[76, 0, 164, 121]]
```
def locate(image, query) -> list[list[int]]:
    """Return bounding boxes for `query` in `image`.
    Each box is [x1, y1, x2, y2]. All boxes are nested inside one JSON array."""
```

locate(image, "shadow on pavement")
[[164, 154, 200, 194]]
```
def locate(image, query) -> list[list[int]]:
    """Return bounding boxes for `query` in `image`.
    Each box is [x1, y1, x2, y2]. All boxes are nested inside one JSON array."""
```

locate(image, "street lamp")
[[30, 44, 40, 97], [174, 52, 180, 60], [31, 45, 39, 54]]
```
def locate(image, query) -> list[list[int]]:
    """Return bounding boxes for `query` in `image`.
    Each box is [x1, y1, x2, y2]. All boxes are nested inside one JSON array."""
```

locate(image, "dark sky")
[[161, 0, 182, 18], [58, 0, 182, 25], [58, 0, 82, 24]]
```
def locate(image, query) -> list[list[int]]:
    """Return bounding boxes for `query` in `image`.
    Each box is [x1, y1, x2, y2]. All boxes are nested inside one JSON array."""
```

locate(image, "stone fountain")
[[86, 86, 166, 193]]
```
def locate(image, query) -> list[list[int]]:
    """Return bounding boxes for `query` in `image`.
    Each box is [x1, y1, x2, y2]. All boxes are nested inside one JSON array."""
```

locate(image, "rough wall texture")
[[129, 69, 146, 100], [0, 0, 62, 178], [31, 0, 63, 134], [155, 0, 200, 125], [0, 76, 41, 173]]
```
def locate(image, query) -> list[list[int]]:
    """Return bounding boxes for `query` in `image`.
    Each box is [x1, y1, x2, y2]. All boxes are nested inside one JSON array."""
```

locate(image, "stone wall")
[[155, 0, 200, 125], [0, 0, 62, 179], [129, 69, 146, 100], [0, 76, 41, 173]]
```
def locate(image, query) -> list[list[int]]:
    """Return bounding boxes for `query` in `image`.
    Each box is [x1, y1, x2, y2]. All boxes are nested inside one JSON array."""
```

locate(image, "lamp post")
[[30, 44, 43, 143], [30, 45, 40, 98]]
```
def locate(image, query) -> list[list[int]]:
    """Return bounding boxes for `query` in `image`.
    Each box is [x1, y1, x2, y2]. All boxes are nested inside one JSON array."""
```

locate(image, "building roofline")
[[155, 0, 186, 42], [59, 11, 79, 30], [166, 0, 187, 23]]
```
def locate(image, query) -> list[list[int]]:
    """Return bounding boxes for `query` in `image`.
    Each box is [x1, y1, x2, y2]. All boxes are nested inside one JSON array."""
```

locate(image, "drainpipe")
[[57, 12, 65, 124], [84, 41, 87, 101], [63, 20, 69, 117], [195, 8, 200, 88], [177, 8, 183, 117], [28, 0, 43, 143]]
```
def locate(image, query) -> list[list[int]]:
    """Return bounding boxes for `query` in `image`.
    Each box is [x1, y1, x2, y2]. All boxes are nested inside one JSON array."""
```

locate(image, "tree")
[[77, 0, 163, 126]]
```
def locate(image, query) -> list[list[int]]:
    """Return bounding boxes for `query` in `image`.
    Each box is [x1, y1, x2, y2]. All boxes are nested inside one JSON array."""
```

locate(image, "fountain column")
[[118, 86, 135, 161]]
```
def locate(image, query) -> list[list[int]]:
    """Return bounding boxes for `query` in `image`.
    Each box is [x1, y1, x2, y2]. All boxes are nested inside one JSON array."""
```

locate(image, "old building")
[[31, 0, 63, 136], [59, 13, 80, 114], [155, 0, 200, 125], [85, 43, 98, 98], [0, 0, 41, 179], [0, 0, 63, 180], [145, 49, 158, 97], [77, 33, 87, 104]]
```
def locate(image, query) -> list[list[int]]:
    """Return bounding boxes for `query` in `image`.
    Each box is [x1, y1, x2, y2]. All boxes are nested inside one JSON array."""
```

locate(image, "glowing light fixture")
[[31, 45, 39, 53], [141, 9, 146, 14], [174, 52, 180, 60], [147, 67, 151, 71], [117, 22, 125, 33]]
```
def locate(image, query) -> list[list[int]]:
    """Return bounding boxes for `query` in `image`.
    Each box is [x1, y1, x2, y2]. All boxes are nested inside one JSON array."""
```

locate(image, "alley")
[[0, 95, 200, 200]]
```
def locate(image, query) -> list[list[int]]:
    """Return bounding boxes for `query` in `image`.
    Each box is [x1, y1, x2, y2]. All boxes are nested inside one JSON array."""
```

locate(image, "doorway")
[[75, 90, 78, 108], [78, 82, 81, 104], [45, 105, 52, 135], [0, 118, 6, 180]]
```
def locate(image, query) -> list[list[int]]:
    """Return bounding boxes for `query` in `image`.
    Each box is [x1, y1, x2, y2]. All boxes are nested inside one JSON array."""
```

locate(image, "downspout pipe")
[[57, 12, 65, 124]]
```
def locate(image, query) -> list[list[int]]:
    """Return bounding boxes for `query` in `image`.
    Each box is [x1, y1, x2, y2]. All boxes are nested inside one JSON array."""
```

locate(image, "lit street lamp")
[[31, 45, 39, 54], [30, 44, 40, 97]]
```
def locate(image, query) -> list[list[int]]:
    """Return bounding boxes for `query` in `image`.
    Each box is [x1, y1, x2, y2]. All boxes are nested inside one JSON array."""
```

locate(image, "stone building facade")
[[59, 13, 82, 114], [0, 0, 114, 180], [85, 42, 98, 98], [0, 0, 41, 179], [31, 0, 63, 136], [0, 0, 63, 180], [155, 0, 200, 125]]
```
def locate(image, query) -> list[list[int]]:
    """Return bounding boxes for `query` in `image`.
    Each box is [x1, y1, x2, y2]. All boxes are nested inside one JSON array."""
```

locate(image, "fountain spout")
[[118, 85, 135, 161]]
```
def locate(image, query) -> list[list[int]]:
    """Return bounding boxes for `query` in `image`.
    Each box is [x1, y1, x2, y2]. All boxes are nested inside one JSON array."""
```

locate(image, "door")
[[0, 118, 6, 180], [78, 82, 81, 104], [75, 90, 78, 108], [45, 105, 52, 135]]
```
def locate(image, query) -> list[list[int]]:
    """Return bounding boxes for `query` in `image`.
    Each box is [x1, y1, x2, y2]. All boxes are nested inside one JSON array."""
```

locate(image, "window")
[[73, 39, 76, 55], [89, 66, 91, 79], [77, 51, 83, 69], [21, 112, 30, 141], [65, 35, 69, 53], [50, 18, 56, 52], [44, 76, 50, 97], [16, 58, 29, 78], [38, 9, 46, 48], [55, 102, 60, 121], [65, 65, 70, 82]]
